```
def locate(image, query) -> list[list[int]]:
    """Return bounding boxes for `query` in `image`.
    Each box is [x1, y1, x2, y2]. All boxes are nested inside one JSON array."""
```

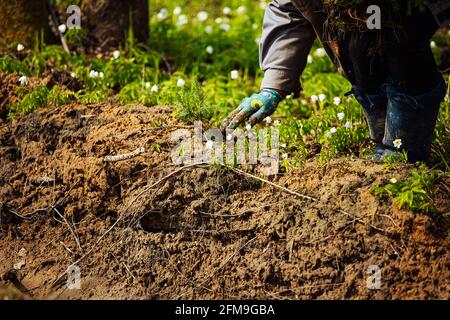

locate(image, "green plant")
[[8, 85, 49, 118], [0, 56, 30, 75], [372, 168, 439, 213], [64, 27, 87, 48], [77, 89, 112, 104], [173, 80, 214, 123], [47, 85, 76, 105]]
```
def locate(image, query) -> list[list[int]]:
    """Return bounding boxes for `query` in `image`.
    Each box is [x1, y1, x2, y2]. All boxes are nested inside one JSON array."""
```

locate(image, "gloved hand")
[[220, 88, 285, 131]]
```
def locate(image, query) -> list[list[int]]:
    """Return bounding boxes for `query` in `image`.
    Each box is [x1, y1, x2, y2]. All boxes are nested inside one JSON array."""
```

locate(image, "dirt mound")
[[0, 103, 448, 299]]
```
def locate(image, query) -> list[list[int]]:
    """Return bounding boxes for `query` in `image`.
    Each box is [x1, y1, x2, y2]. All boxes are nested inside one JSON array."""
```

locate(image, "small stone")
[[13, 259, 26, 270], [18, 248, 27, 257]]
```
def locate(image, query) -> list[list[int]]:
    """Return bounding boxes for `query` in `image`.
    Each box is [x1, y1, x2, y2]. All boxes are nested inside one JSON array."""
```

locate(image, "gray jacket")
[[259, 0, 449, 97]]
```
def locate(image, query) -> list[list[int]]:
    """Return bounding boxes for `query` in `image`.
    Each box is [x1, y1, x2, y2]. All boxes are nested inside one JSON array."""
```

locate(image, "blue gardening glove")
[[221, 88, 285, 131]]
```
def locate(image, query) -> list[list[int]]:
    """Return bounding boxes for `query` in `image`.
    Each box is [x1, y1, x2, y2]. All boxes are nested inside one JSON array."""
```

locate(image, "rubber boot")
[[346, 86, 388, 155], [346, 86, 388, 162], [383, 76, 447, 162]]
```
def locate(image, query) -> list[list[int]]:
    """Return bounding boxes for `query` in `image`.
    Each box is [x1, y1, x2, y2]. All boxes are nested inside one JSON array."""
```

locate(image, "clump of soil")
[[0, 72, 21, 121], [0, 102, 448, 300]]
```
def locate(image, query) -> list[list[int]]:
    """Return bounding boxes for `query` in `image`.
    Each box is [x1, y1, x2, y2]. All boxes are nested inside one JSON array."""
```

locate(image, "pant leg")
[[339, 30, 389, 142], [380, 5, 446, 161], [381, 5, 441, 95], [339, 30, 389, 93]]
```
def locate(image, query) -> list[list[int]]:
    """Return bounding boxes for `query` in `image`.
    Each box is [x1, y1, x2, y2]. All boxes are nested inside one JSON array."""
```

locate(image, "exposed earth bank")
[[0, 102, 448, 299]]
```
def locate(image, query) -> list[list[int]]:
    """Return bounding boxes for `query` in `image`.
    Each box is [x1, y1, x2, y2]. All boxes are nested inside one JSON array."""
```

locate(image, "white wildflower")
[[390, 178, 398, 184], [205, 25, 213, 34], [89, 70, 98, 78], [220, 23, 230, 32], [177, 14, 188, 26], [58, 24, 67, 34], [157, 8, 169, 20], [112, 50, 120, 59], [245, 124, 252, 131], [197, 11, 208, 22], [70, 72, 76, 78], [151, 84, 159, 93], [177, 78, 186, 87], [17, 43, 24, 52], [314, 48, 327, 58], [334, 97, 341, 106], [319, 93, 327, 102], [393, 139, 402, 149], [344, 121, 352, 129], [337, 112, 345, 120], [311, 95, 319, 103], [280, 143, 287, 148], [282, 153, 289, 159], [230, 70, 239, 80], [145, 82, 151, 89], [173, 6, 182, 15], [264, 116, 272, 124], [430, 41, 437, 49], [330, 127, 337, 134], [18, 75, 28, 86], [237, 6, 246, 14], [274, 120, 281, 126], [223, 7, 231, 15], [215, 17, 223, 24], [307, 54, 313, 64], [318, 94, 326, 102], [206, 46, 214, 54]]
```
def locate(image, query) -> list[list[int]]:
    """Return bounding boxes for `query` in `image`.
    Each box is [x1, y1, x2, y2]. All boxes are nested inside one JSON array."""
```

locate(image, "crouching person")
[[221, 0, 449, 162]]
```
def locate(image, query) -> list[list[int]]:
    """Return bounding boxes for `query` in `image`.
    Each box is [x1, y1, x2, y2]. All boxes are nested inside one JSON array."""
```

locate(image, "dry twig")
[[104, 147, 145, 162], [52, 206, 83, 252]]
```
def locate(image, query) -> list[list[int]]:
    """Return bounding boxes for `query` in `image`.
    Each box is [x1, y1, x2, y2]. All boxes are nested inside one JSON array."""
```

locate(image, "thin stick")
[[104, 147, 145, 162], [52, 206, 83, 252], [379, 214, 399, 227], [48, 1, 70, 54], [227, 166, 317, 201], [339, 209, 385, 232]]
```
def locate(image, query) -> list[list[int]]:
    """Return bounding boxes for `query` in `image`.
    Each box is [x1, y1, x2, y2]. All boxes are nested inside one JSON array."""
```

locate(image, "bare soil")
[[0, 102, 448, 300]]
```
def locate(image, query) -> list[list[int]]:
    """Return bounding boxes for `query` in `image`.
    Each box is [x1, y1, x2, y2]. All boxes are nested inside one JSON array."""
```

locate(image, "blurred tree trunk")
[[81, 0, 149, 51], [0, 0, 52, 51]]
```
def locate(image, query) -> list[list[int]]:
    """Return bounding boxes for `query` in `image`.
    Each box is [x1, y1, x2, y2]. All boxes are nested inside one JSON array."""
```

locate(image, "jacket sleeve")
[[259, 0, 316, 97]]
